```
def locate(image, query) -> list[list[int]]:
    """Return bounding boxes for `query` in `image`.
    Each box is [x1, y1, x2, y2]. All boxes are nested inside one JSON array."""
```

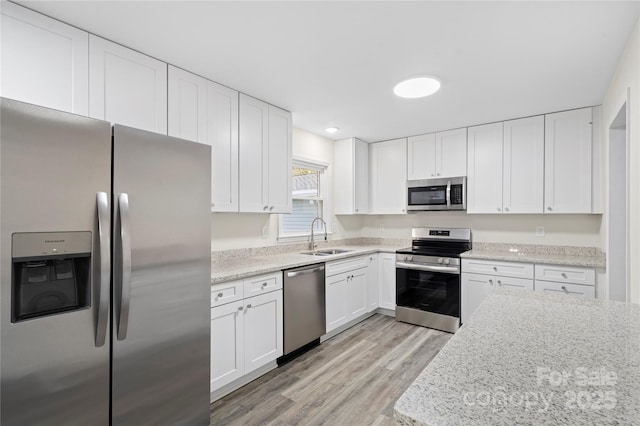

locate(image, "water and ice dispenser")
[[11, 232, 92, 322]]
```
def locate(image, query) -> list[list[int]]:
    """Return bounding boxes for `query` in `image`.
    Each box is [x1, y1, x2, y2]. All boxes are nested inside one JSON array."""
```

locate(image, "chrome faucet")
[[309, 217, 327, 252]]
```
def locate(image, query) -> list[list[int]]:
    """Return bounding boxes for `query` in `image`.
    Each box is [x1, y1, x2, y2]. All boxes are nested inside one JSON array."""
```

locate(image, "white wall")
[[361, 212, 602, 247], [211, 128, 362, 251], [601, 18, 640, 303]]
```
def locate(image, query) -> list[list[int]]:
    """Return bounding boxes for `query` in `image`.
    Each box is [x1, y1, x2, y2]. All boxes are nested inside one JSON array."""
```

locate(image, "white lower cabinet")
[[378, 253, 396, 311], [325, 256, 369, 333], [462, 258, 597, 324], [534, 264, 596, 298], [210, 273, 283, 394]]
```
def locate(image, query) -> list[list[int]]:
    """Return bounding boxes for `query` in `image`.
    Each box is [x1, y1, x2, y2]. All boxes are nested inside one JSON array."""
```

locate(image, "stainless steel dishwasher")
[[282, 263, 326, 356]]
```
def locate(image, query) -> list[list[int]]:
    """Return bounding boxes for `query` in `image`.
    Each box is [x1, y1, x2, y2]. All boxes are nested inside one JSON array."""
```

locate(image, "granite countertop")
[[210, 244, 403, 285], [461, 243, 606, 269], [394, 290, 640, 425]]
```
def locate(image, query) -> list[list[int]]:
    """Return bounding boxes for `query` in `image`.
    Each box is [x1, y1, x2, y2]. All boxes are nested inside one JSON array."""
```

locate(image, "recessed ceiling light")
[[325, 127, 339, 133], [393, 76, 441, 99]]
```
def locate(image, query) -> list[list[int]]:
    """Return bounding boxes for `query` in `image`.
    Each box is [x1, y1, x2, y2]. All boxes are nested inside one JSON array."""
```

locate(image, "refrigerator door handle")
[[116, 193, 132, 341], [95, 192, 110, 347]]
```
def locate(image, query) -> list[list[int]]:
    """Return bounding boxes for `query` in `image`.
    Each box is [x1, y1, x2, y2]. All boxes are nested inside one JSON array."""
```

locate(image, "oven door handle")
[[396, 261, 460, 275]]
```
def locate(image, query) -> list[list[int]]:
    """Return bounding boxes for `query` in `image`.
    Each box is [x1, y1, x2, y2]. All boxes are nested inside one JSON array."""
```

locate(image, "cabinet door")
[[326, 273, 350, 332], [461, 273, 494, 324], [89, 35, 167, 134], [348, 268, 368, 319], [334, 138, 356, 214], [167, 66, 207, 143], [407, 133, 437, 180], [367, 254, 379, 312], [207, 81, 239, 212], [467, 123, 503, 213], [239, 94, 269, 212], [378, 253, 396, 311], [267, 105, 292, 213], [243, 290, 283, 374], [1, 2, 88, 115], [544, 108, 592, 213], [354, 138, 370, 214], [503, 116, 544, 213], [436, 128, 467, 177], [370, 138, 407, 214], [210, 301, 244, 391]]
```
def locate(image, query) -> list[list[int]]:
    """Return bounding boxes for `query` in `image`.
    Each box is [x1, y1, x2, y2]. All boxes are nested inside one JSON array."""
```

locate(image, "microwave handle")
[[446, 181, 451, 209]]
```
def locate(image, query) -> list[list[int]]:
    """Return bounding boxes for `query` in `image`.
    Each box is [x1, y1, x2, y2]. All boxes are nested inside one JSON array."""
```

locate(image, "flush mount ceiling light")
[[393, 76, 441, 99], [325, 127, 339, 133]]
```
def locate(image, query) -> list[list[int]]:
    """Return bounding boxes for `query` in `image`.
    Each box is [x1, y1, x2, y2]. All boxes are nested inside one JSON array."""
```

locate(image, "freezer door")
[[0, 98, 111, 425], [111, 125, 211, 425]]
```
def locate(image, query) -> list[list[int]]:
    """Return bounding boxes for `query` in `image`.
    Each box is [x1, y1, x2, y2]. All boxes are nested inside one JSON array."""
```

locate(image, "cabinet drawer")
[[496, 276, 534, 291], [244, 272, 283, 297], [535, 280, 595, 298], [211, 280, 244, 307], [534, 264, 595, 286], [462, 259, 533, 279], [326, 255, 368, 277]]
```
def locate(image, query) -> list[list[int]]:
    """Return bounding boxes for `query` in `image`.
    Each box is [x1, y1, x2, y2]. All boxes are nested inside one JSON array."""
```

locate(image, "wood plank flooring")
[[210, 314, 451, 425]]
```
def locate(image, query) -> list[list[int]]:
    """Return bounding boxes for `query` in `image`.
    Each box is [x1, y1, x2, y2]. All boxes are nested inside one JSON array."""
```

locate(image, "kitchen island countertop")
[[394, 289, 640, 425]]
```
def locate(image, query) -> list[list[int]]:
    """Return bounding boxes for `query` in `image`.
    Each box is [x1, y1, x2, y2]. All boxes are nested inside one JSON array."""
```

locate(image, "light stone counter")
[[394, 290, 640, 425], [210, 244, 404, 285], [461, 243, 606, 269]]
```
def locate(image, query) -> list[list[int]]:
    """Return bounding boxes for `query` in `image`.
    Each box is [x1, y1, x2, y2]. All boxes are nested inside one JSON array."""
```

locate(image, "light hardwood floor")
[[210, 314, 451, 425]]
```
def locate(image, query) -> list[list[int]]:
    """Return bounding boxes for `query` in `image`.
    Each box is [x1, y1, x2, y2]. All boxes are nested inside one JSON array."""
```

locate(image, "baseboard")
[[320, 311, 376, 342], [375, 307, 396, 317]]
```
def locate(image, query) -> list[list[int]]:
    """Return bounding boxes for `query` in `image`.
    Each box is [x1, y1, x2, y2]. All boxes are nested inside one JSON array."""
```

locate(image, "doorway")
[[608, 98, 629, 302]]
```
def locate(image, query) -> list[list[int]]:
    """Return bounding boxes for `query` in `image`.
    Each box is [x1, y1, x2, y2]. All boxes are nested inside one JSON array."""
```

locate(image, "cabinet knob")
[[270, 206, 274, 211], [547, 207, 552, 211], [561, 273, 568, 279], [561, 286, 568, 292], [246, 304, 252, 309], [497, 207, 501, 212], [238, 306, 243, 311], [402, 209, 406, 212], [489, 279, 494, 286], [355, 209, 359, 212], [493, 266, 498, 272], [497, 280, 502, 286], [263, 206, 269, 211], [504, 207, 509, 212], [217, 293, 223, 298], [262, 282, 268, 288], [436, 173, 440, 176], [431, 173, 435, 177]]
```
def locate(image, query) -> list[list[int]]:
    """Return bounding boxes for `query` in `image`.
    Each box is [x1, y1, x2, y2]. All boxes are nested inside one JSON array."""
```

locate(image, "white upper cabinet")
[[334, 137, 369, 214], [468, 117, 544, 214], [0, 2, 88, 115], [503, 116, 544, 213], [370, 138, 407, 214], [467, 122, 503, 213], [407, 129, 467, 180], [544, 107, 592, 214], [238, 94, 292, 213], [89, 35, 167, 134], [168, 66, 239, 212]]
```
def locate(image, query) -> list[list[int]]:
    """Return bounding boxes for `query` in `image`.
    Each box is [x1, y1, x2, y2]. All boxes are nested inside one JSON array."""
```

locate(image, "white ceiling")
[[17, 1, 639, 142]]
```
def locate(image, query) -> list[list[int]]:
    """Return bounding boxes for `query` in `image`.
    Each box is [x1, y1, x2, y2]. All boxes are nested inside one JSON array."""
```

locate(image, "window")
[[279, 159, 329, 239]]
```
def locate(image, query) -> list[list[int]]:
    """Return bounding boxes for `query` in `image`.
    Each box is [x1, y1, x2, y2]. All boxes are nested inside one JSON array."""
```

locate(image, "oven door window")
[[396, 268, 460, 317], [408, 186, 447, 206]]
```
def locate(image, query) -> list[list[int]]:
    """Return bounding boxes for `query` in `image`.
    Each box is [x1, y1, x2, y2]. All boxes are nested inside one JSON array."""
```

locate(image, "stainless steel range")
[[395, 228, 472, 333]]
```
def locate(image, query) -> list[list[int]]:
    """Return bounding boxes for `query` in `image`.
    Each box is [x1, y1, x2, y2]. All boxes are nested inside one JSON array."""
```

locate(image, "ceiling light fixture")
[[393, 76, 441, 99], [325, 127, 339, 133]]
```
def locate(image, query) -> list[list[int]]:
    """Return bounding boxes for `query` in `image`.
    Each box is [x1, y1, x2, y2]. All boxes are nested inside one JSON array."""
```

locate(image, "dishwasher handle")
[[287, 265, 325, 278]]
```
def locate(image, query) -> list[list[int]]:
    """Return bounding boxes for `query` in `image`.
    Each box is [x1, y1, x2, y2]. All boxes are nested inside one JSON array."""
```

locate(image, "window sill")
[[277, 232, 334, 245]]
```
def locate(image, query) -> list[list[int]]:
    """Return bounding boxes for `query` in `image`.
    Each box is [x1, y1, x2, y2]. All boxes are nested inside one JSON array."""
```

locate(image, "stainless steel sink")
[[300, 248, 353, 256]]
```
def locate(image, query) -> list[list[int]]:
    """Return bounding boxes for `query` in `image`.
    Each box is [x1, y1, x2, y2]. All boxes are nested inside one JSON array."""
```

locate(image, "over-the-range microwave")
[[407, 176, 466, 211]]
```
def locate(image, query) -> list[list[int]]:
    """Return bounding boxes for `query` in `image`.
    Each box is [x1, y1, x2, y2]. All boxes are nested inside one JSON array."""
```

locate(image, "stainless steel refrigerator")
[[0, 98, 211, 425]]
